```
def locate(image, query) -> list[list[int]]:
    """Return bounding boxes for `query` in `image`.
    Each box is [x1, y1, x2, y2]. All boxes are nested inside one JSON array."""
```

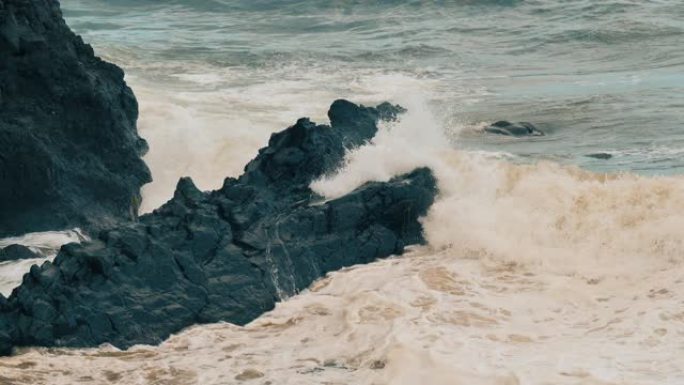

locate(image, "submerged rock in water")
[[0, 0, 151, 238], [484, 121, 544, 137], [0, 100, 437, 356], [586, 153, 613, 160], [0, 245, 40, 263]]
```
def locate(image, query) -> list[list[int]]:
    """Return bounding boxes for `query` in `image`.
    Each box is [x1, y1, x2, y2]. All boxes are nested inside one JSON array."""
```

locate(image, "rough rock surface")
[[484, 120, 544, 137], [0, 100, 437, 355], [0, 244, 40, 263], [0, 0, 151, 237]]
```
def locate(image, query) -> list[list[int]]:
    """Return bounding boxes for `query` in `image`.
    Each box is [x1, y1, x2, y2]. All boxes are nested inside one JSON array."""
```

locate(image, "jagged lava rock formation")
[[0, 0, 151, 237], [0, 100, 437, 355]]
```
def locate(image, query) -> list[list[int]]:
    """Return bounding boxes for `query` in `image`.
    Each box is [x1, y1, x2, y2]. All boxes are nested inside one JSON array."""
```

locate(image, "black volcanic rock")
[[485, 121, 544, 137], [0, 100, 437, 356], [0, 244, 40, 262], [0, 0, 151, 237]]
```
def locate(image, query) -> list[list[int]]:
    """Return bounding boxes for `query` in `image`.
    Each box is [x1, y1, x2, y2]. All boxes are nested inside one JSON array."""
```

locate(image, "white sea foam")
[[2, 103, 683, 384], [132, 66, 440, 211]]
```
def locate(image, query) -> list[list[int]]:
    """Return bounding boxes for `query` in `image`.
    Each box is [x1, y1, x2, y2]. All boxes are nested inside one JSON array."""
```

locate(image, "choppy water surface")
[[1, 1, 684, 384], [57, 0, 684, 208]]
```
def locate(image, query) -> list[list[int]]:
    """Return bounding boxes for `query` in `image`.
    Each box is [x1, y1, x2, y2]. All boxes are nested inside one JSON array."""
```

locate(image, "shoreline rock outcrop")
[[0, 0, 151, 238], [0, 100, 437, 356]]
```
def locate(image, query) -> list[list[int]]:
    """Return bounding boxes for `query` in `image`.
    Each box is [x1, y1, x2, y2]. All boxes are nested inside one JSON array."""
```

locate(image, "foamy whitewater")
[[2, 1, 684, 384]]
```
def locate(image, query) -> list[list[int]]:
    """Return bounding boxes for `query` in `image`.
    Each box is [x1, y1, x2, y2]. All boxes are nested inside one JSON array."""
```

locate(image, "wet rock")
[[484, 121, 544, 137], [586, 153, 613, 160], [0, 100, 437, 355], [0, 330, 11, 356], [0, 0, 151, 238], [0, 244, 40, 263]]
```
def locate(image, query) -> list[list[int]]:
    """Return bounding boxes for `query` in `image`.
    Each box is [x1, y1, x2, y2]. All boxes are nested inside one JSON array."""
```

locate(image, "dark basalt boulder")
[[0, 244, 40, 263], [0, 0, 151, 238], [485, 121, 544, 137], [0, 100, 437, 356]]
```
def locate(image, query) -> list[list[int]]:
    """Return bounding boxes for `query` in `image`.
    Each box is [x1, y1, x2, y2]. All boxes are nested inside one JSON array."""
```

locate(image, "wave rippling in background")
[[1, 0, 684, 384]]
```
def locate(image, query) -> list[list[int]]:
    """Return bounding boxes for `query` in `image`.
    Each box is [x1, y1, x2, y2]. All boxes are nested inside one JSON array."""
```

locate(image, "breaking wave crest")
[[314, 99, 684, 278]]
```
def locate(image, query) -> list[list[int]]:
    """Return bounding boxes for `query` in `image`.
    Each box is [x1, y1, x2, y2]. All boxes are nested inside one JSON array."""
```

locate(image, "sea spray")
[[314, 104, 684, 278], [2, 107, 683, 384], [134, 72, 438, 212], [3, 0, 683, 382]]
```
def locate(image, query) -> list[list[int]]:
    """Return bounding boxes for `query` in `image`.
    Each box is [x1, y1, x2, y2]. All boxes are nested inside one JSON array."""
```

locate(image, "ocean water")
[[1, 0, 684, 384]]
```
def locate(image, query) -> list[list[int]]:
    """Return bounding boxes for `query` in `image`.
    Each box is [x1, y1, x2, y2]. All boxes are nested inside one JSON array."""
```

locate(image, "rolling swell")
[[59, 0, 684, 189], [1, 0, 683, 383]]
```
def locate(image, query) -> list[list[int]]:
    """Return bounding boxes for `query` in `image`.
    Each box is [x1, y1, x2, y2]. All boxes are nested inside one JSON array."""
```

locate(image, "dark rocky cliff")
[[0, 0, 151, 237], [0, 100, 437, 356]]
